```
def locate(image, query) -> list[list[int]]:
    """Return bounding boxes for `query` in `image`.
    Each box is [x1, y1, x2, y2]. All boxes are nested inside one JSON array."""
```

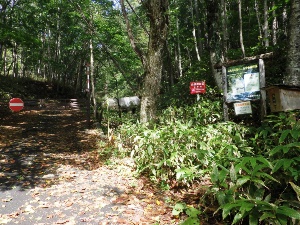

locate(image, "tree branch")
[[125, 0, 149, 36], [120, 0, 146, 66]]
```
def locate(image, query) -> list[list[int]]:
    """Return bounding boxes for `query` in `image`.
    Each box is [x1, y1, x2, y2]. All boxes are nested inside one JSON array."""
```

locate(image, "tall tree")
[[121, 0, 169, 123], [285, 0, 300, 86]]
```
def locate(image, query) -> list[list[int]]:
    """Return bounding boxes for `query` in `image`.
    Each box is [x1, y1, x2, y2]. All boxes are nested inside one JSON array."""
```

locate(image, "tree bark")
[[190, 0, 200, 61], [221, 0, 228, 62], [238, 0, 245, 58], [176, 16, 183, 77], [263, 0, 269, 47], [140, 0, 169, 123], [207, 0, 222, 90], [272, 1, 278, 45], [254, 0, 263, 44], [120, 0, 169, 123], [285, 0, 300, 86]]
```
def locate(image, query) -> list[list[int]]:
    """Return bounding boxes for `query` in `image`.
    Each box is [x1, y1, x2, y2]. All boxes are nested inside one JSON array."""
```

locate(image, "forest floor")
[[0, 109, 182, 225]]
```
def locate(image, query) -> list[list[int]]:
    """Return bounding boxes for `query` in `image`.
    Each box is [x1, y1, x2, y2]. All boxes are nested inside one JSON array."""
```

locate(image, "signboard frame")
[[222, 59, 266, 121]]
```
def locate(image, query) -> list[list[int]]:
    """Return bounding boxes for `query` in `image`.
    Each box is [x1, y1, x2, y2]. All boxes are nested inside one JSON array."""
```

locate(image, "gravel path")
[[0, 110, 176, 225]]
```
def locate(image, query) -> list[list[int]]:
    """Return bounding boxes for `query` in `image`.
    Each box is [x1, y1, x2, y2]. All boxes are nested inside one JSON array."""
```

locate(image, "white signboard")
[[234, 101, 252, 115]]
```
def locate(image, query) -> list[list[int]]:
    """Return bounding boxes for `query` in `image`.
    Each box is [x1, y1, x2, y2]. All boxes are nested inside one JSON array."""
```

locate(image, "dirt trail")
[[0, 110, 176, 225]]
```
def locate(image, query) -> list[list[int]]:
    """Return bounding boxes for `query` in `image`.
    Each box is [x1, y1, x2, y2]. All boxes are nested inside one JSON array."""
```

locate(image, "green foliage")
[[117, 107, 300, 224], [209, 111, 300, 225], [172, 203, 201, 225], [119, 99, 236, 184]]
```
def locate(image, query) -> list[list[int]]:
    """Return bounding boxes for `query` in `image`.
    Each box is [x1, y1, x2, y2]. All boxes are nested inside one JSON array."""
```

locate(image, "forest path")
[[0, 110, 175, 225]]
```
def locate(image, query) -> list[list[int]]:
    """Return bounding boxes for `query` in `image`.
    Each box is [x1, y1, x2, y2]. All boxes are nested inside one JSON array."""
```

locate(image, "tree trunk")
[[285, 0, 300, 86], [90, 39, 97, 119], [121, 0, 168, 123], [263, 0, 269, 47], [12, 42, 18, 77], [140, 0, 169, 123], [190, 0, 200, 61], [254, 0, 263, 45], [207, 0, 223, 91], [194, 0, 203, 57], [272, 1, 278, 45], [238, 0, 245, 58], [176, 16, 183, 77], [221, 0, 228, 62]]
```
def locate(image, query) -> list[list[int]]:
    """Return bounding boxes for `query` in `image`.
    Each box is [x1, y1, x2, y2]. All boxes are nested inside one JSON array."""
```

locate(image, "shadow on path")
[[0, 110, 99, 191]]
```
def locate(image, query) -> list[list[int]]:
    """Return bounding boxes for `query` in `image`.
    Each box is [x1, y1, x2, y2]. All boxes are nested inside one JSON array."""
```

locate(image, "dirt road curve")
[[0, 110, 175, 225]]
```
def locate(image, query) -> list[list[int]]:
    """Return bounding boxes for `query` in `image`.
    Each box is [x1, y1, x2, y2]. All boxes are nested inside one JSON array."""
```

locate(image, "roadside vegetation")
[[100, 85, 300, 224]]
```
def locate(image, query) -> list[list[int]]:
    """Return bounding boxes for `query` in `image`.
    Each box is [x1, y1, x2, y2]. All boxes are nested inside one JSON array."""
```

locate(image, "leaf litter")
[[0, 109, 178, 224]]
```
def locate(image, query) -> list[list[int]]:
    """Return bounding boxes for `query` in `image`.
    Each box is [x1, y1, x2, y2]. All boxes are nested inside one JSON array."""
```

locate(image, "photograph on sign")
[[226, 64, 260, 102], [234, 101, 252, 115]]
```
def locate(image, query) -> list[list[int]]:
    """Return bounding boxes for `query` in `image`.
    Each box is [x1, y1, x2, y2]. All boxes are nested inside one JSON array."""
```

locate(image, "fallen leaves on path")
[[0, 109, 178, 224]]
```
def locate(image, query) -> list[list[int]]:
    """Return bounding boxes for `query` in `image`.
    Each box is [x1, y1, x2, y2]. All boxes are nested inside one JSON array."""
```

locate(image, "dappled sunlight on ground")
[[0, 109, 178, 224]]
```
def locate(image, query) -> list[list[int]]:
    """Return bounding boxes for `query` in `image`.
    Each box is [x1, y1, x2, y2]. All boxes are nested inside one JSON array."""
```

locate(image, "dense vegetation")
[[1, 0, 300, 224], [114, 101, 300, 224]]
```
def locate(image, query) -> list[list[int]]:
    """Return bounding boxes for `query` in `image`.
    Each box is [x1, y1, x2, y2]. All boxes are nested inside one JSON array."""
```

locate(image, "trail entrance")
[[0, 109, 174, 224]]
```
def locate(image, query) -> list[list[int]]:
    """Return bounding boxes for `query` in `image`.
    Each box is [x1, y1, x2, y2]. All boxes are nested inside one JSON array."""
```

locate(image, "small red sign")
[[190, 81, 206, 94], [9, 98, 24, 112]]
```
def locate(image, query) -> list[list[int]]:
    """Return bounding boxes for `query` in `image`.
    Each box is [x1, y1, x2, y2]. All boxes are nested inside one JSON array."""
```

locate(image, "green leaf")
[[230, 163, 237, 183], [270, 145, 284, 156], [249, 157, 257, 169], [219, 168, 229, 183], [276, 213, 288, 225], [181, 217, 200, 225], [277, 206, 300, 219], [252, 178, 268, 188], [279, 130, 290, 143], [221, 203, 239, 219], [291, 130, 300, 139], [236, 176, 250, 186], [272, 160, 285, 173], [232, 212, 243, 224], [259, 172, 280, 183], [211, 164, 219, 183], [289, 182, 300, 201], [252, 188, 265, 200], [259, 212, 276, 222], [257, 156, 273, 169], [216, 191, 226, 205], [249, 210, 259, 225], [264, 194, 271, 202], [283, 159, 293, 170], [240, 201, 255, 212], [147, 145, 153, 155], [172, 203, 185, 216], [186, 206, 201, 218]]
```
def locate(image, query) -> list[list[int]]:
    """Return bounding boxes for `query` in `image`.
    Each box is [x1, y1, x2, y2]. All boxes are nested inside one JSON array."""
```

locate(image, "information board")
[[226, 64, 260, 102]]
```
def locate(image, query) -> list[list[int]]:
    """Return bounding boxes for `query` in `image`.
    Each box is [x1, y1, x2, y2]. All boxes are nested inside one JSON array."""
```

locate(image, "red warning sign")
[[190, 81, 206, 94]]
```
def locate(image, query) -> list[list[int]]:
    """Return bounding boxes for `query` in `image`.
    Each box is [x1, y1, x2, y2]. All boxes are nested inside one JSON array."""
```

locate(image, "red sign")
[[190, 81, 206, 94], [9, 98, 24, 112]]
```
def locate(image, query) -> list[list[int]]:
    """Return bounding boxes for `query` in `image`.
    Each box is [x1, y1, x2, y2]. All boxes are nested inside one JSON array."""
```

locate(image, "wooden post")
[[259, 59, 267, 120], [222, 66, 229, 121]]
